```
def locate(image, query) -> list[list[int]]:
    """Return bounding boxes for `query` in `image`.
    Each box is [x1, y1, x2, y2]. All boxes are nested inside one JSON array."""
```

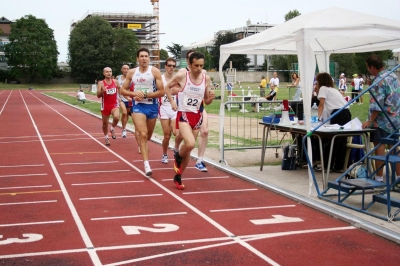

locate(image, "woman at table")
[[288, 72, 302, 100], [315, 72, 352, 172]]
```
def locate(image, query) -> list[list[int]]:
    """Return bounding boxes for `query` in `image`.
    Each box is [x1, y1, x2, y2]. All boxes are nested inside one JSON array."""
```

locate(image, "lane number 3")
[[0, 234, 43, 245]]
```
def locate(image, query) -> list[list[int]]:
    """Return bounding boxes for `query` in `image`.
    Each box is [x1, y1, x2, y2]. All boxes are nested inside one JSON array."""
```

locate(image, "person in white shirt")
[[351, 74, 360, 103], [77, 89, 86, 104], [357, 74, 364, 104], [269, 72, 280, 95]]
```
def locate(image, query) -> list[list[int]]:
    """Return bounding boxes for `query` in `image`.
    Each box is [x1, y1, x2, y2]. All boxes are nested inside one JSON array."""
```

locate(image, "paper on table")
[[343, 117, 362, 130]]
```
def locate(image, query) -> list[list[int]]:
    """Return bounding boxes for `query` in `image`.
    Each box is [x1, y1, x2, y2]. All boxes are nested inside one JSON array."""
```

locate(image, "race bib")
[[136, 85, 152, 104], [106, 87, 117, 95], [163, 94, 175, 103], [183, 94, 201, 111]]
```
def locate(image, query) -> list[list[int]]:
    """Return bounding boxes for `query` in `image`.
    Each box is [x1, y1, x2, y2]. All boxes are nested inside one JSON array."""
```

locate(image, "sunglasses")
[[166, 64, 176, 68]]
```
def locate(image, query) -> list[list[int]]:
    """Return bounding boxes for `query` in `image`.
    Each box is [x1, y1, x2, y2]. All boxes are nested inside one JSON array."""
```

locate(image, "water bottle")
[[311, 103, 318, 124]]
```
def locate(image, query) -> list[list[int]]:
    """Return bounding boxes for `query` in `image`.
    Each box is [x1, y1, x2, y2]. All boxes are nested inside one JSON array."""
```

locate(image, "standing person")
[[362, 54, 400, 182], [120, 47, 165, 176], [77, 89, 86, 104], [339, 73, 347, 92], [288, 72, 301, 100], [97, 67, 120, 146], [269, 72, 280, 94], [259, 75, 267, 98], [165, 51, 215, 189], [351, 74, 360, 103], [315, 72, 351, 171], [358, 74, 364, 104], [159, 58, 178, 164], [117, 64, 132, 138]]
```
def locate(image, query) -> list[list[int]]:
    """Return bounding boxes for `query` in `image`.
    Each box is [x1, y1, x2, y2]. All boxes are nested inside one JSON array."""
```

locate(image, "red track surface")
[[0, 90, 399, 265]]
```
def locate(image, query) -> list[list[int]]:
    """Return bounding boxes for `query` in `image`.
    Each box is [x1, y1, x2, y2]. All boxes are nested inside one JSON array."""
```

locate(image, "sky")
[[2, 0, 400, 62]]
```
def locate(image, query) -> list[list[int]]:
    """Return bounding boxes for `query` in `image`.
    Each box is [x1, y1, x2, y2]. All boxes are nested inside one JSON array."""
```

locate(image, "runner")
[[120, 47, 165, 176], [117, 65, 131, 138], [159, 57, 178, 164], [97, 67, 120, 146], [165, 51, 215, 189]]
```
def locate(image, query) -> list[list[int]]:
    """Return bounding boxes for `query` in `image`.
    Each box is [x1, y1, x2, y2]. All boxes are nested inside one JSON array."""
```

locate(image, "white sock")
[[105, 135, 108, 139], [144, 161, 149, 167], [174, 148, 179, 153], [197, 157, 203, 164], [111, 126, 114, 131], [375, 175, 383, 182], [396, 175, 400, 180]]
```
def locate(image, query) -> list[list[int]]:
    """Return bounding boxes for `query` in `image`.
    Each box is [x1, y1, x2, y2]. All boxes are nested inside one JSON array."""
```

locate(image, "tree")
[[4, 15, 59, 83], [284, 9, 301, 21], [68, 16, 139, 83], [166, 43, 183, 59], [210, 31, 250, 71], [160, 48, 169, 60]]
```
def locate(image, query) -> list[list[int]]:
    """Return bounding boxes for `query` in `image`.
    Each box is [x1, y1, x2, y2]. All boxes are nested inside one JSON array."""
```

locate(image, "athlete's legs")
[[101, 114, 109, 136], [120, 101, 128, 129], [197, 109, 209, 161], [160, 119, 172, 155], [130, 113, 140, 152], [178, 122, 199, 173], [111, 108, 120, 128]]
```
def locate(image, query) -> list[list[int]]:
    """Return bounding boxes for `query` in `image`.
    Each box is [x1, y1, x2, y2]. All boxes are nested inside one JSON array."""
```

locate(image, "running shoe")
[[195, 161, 208, 172], [144, 164, 153, 177], [174, 174, 185, 190], [122, 129, 127, 138], [161, 154, 168, 164], [174, 152, 183, 175], [110, 128, 116, 139], [105, 138, 110, 146]]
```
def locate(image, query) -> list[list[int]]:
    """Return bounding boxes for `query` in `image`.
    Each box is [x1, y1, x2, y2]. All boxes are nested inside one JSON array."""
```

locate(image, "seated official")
[[253, 87, 277, 112]]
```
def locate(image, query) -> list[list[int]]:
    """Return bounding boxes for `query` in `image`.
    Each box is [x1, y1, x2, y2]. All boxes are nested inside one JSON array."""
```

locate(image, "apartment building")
[[0, 16, 11, 70]]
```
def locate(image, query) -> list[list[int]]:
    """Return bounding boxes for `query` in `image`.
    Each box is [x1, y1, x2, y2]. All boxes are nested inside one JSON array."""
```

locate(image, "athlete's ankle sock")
[[174, 148, 179, 153], [105, 135, 108, 139], [144, 161, 149, 167], [196, 157, 203, 164], [111, 126, 114, 131]]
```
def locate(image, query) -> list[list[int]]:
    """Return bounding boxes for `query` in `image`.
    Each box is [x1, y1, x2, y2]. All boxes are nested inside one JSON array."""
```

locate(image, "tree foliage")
[[68, 16, 139, 83], [4, 15, 59, 83], [166, 43, 183, 59], [284, 9, 301, 21], [160, 49, 169, 60], [210, 31, 250, 71]]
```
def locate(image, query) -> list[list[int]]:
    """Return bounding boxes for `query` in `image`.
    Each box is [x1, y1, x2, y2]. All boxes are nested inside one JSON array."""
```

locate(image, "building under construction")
[[70, 1, 160, 67]]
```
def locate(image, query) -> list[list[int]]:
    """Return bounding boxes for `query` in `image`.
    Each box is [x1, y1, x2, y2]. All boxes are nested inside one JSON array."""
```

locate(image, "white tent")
[[218, 7, 400, 195]]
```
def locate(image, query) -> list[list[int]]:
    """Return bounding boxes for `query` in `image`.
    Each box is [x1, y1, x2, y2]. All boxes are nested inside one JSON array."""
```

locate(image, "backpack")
[[281, 143, 297, 170], [346, 163, 367, 179]]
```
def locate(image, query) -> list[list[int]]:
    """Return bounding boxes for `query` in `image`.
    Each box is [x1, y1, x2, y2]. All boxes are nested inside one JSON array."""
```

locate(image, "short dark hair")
[[365, 54, 384, 70], [186, 49, 196, 59], [136, 47, 150, 57], [188, 52, 205, 64], [316, 72, 334, 88], [165, 57, 176, 65]]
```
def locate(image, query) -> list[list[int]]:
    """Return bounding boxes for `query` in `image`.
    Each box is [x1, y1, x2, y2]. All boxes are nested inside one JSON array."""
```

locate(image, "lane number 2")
[[122, 223, 179, 235], [0, 234, 43, 245]]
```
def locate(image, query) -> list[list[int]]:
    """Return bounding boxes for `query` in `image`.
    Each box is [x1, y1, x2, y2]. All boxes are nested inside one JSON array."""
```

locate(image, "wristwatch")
[[144, 92, 147, 99]]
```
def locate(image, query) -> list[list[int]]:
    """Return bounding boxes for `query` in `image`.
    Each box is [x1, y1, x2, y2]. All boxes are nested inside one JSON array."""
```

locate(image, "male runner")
[[165, 52, 215, 189], [117, 64, 132, 138], [121, 47, 165, 176], [174, 49, 209, 172], [159, 57, 178, 163], [97, 67, 120, 146]]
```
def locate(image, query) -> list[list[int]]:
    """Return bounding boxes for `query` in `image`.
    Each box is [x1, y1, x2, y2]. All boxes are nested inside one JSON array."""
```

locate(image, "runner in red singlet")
[[97, 67, 120, 146]]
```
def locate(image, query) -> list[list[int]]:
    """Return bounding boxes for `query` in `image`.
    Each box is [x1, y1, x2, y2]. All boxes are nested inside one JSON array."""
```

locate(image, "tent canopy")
[[218, 6, 400, 195]]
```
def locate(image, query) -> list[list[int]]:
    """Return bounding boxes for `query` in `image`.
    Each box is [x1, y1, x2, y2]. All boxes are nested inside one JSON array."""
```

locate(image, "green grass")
[[0, 83, 81, 90]]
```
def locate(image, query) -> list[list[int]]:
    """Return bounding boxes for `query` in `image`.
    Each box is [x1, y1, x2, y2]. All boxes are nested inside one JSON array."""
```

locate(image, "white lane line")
[[72, 180, 144, 186], [161, 176, 230, 181], [0, 90, 12, 116], [210, 205, 296, 212], [91, 212, 187, 221], [0, 220, 64, 227], [65, 169, 130, 175], [0, 200, 57, 206], [23, 92, 101, 265], [60, 161, 119, 165], [0, 137, 90, 144], [183, 188, 258, 195], [0, 173, 47, 178], [0, 164, 44, 168], [80, 194, 162, 201], [0, 248, 88, 259], [0, 185, 52, 190], [41, 133, 103, 138], [39, 93, 275, 265], [0, 135, 37, 139]]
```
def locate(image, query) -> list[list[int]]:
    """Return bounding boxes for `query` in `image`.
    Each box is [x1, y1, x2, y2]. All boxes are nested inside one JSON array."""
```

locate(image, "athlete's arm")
[[203, 75, 215, 105], [121, 69, 144, 101], [147, 68, 165, 99], [96, 81, 104, 98], [165, 71, 185, 111]]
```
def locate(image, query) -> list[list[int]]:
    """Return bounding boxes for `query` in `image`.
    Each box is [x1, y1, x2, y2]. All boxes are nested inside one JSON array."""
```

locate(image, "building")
[[70, 10, 160, 67], [181, 19, 276, 70], [0, 16, 12, 70]]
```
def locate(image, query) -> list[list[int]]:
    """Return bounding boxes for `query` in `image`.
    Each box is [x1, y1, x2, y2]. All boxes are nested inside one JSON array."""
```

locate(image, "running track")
[[0, 90, 399, 265]]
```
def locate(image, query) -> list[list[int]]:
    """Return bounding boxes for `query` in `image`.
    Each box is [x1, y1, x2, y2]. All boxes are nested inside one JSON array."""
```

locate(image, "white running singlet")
[[177, 71, 206, 113]]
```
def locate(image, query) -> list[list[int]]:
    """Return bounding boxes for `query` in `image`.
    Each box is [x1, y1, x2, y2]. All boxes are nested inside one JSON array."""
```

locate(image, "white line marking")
[[65, 169, 130, 175], [0, 173, 47, 178], [0, 185, 52, 190], [183, 188, 258, 195], [0, 200, 57, 206], [210, 205, 296, 212], [60, 161, 119, 165], [0, 137, 91, 144], [0, 90, 12, 116], [0, 248, 88, 259], [22, 92, 101, 265], [91, 212, 187, 221], [80, 194, 162, 201], [162, 176, 230, 181], [0, 164, 44, 168], [71, 180, 144, 186], [0, 220, 64, 227], [0, 135, 37, 139]]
